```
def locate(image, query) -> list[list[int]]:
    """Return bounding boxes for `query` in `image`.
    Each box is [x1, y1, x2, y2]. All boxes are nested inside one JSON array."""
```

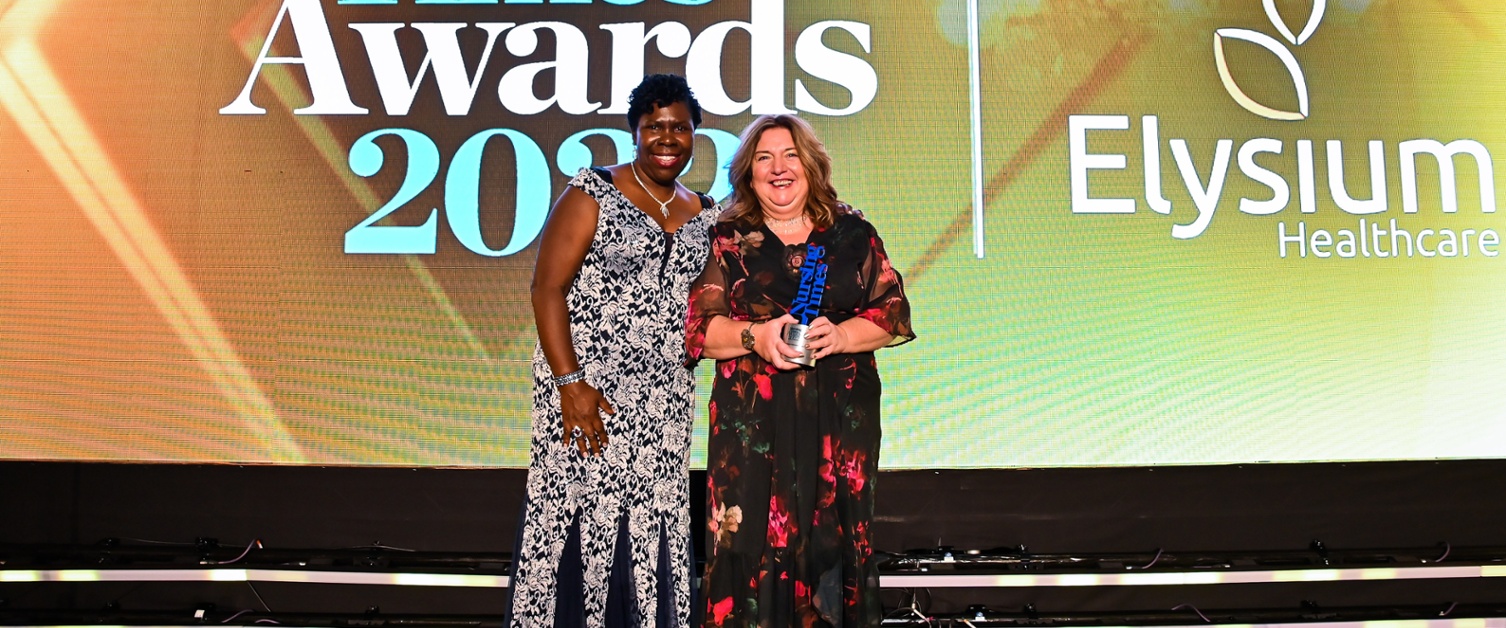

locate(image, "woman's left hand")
[[804, 316, 850, 360]]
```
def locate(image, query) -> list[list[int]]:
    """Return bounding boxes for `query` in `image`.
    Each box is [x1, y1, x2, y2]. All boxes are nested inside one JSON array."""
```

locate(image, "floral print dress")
[[687, 209, 914, 628]]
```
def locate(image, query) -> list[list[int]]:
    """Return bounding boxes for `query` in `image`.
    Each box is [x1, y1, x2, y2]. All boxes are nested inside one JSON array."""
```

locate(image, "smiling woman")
[[508, 74, 717, 628], [686, 114, 914, 628]]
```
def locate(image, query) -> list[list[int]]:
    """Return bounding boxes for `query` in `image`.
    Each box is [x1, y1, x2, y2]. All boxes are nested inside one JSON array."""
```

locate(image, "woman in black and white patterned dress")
[[507, 74, 716, 628]]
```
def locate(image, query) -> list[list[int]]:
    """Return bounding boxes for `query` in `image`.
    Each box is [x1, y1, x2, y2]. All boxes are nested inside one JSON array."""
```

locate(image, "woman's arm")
[[701, 314, 804, 369], [696, 314, 748, 360], [531, 184, 614, 457], [687, 244, 802, 368]]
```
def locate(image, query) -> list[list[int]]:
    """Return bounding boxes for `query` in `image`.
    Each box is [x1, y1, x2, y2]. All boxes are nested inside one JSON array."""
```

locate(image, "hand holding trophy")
[[782, 243, 827, 367]]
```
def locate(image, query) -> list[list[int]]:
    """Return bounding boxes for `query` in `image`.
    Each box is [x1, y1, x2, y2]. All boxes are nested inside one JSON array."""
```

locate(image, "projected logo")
[[1213, 0, 1326, 121], [1068, 0, 1499, 256]]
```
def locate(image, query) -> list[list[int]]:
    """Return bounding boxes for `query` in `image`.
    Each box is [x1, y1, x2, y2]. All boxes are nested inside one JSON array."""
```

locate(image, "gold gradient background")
[[1, 0, 1502, 467]]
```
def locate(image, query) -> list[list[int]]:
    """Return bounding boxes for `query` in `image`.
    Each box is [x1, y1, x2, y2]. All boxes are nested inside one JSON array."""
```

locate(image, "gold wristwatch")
[[740, 322, 756, 351]]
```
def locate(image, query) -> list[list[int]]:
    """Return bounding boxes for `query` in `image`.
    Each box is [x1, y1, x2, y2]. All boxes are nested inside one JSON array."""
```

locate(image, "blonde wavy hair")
[[720, 114, 841, 230]]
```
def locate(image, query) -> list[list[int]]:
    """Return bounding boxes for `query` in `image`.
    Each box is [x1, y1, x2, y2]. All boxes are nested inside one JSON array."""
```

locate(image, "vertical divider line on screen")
[[967, 0, 986, 259]]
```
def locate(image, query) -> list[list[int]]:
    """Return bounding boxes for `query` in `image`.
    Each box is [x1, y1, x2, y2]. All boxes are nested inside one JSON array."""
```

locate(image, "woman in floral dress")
[[686, 114, 914, 627]]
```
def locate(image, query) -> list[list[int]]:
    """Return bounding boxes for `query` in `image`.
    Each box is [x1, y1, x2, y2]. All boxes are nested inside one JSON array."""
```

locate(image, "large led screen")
[[1, 0, 1502, 467]]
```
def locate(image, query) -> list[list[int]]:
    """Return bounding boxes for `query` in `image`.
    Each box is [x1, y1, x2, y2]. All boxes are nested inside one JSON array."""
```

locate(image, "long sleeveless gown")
[[509, 168, 717, 628]]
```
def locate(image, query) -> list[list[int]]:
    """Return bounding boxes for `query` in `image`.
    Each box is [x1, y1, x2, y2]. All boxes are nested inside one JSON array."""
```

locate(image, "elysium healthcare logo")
[[1069, 0, 1497, 258], [1214, 0, 1326, 121]]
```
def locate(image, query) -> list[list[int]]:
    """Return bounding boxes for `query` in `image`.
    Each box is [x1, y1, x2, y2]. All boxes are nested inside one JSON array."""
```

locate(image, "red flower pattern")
[[753, 374, 773, 400], [840, 448, 868, 493], [767, 494, 791, 548], [817, 436, 837, 511], [710, 596, 734, 626]]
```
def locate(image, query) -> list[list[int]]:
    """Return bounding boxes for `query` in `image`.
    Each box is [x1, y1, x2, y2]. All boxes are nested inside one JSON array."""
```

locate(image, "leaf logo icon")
[[1264, 0, 1326, 45], [1214, 0, 1326, 121]]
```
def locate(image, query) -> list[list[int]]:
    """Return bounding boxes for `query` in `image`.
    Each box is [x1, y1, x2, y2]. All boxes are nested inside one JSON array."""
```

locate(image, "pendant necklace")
[[631, 162, 673, 218]]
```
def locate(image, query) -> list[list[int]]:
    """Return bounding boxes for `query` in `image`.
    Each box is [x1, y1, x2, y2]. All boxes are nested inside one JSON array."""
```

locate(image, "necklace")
[[765, 213, 807, 232], [631, 162, 673, 218]]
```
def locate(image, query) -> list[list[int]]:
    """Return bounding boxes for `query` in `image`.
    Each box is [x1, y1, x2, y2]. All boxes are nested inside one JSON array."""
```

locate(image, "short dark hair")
[[626, 74, 702, 131]]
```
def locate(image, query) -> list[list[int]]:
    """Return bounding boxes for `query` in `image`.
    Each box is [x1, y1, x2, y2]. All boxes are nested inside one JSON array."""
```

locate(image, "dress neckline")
[[593, 167, 705, 236]]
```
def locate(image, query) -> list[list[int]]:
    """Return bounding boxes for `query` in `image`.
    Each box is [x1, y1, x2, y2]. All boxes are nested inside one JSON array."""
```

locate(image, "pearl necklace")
[[765, 213, 807, 232], [631, 162, 673, 218]]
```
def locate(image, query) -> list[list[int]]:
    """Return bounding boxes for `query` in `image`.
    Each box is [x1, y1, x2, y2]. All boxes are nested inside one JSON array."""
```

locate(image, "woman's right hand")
[[753, 314, 805, 371], [559, 381, 614, 456]]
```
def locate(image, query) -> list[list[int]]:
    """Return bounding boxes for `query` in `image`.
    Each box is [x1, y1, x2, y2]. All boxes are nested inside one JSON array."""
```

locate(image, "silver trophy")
[[782, 322, 816, 367]]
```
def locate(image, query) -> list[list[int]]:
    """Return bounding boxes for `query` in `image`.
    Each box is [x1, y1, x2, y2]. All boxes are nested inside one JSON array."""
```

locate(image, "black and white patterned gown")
[[511, 168, 716, 628]]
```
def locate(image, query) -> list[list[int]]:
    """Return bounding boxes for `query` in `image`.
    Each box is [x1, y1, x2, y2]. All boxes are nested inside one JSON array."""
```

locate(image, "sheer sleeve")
[[856, 220, 915, 347], [686, 224, 732, 362]]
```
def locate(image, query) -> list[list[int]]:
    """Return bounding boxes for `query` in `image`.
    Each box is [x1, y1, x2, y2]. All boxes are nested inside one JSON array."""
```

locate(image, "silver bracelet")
[[552, 368, 588, 388]]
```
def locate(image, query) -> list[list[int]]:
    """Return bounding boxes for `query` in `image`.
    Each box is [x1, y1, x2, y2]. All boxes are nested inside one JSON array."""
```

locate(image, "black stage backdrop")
[[5, 460, 1506, 613]]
